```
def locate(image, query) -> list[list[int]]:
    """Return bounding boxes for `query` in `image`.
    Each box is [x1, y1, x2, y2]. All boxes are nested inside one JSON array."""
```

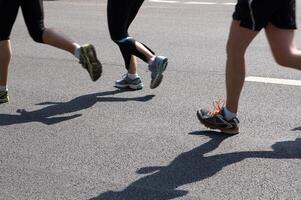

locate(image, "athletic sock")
[[127, 73, 139, 80], [74, 46, 81, 59], [223, 107, 237, 121], [148, 56, 156, 65], [0, 85, 8, 92]]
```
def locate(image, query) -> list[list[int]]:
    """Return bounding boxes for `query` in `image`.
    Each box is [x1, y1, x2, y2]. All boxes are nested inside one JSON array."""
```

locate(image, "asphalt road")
[[1, 0, 300, 199]]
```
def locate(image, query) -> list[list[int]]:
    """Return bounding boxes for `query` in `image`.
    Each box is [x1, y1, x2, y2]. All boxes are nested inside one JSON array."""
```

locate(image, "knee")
[[108, 29, 129, 44], [114, 36, 135, 49], [272, 50, 294, 67], [109, 32, 121, 43], [110, 35, 118, 43], [28, 27, 45, 43], [274, 56, 288, 67]]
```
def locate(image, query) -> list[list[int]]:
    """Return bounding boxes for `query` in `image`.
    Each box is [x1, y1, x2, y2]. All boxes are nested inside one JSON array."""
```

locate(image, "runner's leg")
[[0, 0, 19, 96], [265, 24, 301, 70], [225, 20, 258, 113], [21, 0, 102, 81], [21, 0, 78, 54]]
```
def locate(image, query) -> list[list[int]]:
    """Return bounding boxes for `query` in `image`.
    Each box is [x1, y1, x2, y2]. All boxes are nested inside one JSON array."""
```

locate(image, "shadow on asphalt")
[[0, 89, 154, 126], [292, 127, 301, 131], [91, 131, 301, 200]]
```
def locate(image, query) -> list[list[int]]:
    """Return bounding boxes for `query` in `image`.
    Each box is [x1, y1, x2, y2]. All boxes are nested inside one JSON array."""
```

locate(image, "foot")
[[115, 74, 143, 90], [79, 44, 102, 81], [148, 56, 168, 89], [0, 90, 9, 104], [197, 101, 239, 134]]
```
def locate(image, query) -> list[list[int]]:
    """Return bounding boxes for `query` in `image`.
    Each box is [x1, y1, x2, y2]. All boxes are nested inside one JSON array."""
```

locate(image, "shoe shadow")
[[292, 127, 301, 131], [0, 89, 154, 126], [91, 131, 301, 200]]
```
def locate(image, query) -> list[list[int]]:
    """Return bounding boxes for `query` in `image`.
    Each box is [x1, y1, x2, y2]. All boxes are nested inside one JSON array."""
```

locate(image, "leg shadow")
[[92, 131, 300, 200], [0, 89, 154, 126]]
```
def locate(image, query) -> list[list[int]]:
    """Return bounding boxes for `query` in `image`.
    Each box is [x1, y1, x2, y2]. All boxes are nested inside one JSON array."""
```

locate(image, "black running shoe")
[[197, 101, 239, 135], [115, 74, 143, 90]]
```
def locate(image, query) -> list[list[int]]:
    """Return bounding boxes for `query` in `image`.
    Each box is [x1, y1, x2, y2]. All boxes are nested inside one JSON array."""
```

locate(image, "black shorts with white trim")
[[233, 0, 296, 31]]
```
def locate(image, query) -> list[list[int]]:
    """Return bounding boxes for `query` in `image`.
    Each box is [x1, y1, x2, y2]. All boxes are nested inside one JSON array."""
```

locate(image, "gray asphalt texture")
[[1, 0, 301, 199]]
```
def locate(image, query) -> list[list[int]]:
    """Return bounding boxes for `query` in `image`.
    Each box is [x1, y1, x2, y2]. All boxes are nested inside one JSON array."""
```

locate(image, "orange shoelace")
[[208, 100, 224, 115]]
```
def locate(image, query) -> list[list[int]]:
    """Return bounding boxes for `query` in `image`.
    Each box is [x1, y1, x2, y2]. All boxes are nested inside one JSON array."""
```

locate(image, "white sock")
[[74, 46, 81, 59], [127, 73, 139, 80], [148, 56, 156, 65], [223, 106, 237, 121], [0, 85, 8, 91]]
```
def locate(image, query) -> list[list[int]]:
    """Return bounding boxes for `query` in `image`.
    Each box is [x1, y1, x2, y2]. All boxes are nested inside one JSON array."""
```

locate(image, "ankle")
[[148, 56, 156, 65], [74, 46, 81, 59], [0, 85, 8, 91], [127, 73, 139, 80], [223, 106, 237, 120]]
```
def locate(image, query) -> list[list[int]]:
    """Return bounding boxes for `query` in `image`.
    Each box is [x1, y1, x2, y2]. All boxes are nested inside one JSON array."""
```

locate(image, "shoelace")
[[208, 100, 224, 115], [121, 74, 128, 79], [79, 56, 86, 68]]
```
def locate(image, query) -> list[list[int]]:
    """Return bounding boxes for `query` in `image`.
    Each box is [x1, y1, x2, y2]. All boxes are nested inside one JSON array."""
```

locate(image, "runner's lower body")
[[0, 0, 102, 104], [197, 0, 301, 134], [107, 0, 168, 90]]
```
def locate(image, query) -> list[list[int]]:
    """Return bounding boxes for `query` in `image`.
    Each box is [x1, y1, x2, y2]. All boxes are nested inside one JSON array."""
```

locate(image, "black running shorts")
[[0, 0, 45, 42], [233, 0, 296, 31]]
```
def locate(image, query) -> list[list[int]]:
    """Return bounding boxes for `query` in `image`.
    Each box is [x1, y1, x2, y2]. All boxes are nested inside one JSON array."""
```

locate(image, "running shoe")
[[197, 101, 240, 134], [148, 56, 168, 89], [115, 74, 143, 90], [0, 90, 9, 104], [79, 44, 102, 81]]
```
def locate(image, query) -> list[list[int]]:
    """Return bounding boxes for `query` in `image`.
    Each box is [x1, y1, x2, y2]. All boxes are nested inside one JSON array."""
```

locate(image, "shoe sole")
[[81, 44, 102, 82], [115, 83, 144, 90], [196, 111, 239, 135], [150, 58, 168, 89]]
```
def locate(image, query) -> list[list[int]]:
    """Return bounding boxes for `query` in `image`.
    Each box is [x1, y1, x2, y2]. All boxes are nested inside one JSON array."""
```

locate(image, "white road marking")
[[221, 2, 236, 5], [149, 0, 179, 3], [185, 2, 216, 5], [148, 0, 236, 5], [245, 76, 301, 86]]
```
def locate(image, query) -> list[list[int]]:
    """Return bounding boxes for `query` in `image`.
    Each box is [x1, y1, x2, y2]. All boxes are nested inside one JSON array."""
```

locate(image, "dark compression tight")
[[0, 0, 45, 42], [107, 0, 154, 69]]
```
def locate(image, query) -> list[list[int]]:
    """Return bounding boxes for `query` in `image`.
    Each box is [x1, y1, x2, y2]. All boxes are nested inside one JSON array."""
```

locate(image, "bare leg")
[[42, 28, 80, 55], [0, 40, 12, 86], [225, 21, 258, 113], [265, 23, 301, 70], [127, 42, 155, 74], [42, 28, 102, 81], [128, 55, 138, 74], [135, 41, 155, 63]]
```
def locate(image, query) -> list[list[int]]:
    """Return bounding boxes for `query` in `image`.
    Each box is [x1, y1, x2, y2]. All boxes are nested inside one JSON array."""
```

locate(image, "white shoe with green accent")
[[79, 44, 103, 82], [0, 90, 9, 104]]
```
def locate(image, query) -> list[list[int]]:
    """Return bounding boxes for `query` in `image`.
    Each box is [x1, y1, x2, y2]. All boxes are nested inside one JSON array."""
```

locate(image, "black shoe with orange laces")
[[197, 101, 240, 135]]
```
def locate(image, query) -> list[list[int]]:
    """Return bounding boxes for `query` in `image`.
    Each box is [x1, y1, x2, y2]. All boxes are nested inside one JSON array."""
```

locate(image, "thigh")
[[227, 20, 258, 56], [126, 0, 144, 30], [0, 0, 20, 40], [21, 0, 45, 32], [265, 23, 295, 58], [107, 0, 135, 40]]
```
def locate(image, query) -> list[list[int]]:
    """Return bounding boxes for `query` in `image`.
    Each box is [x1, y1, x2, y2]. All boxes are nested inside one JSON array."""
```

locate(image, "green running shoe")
[[0, 90, 9, 104], [79, 44, 102, 81]]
